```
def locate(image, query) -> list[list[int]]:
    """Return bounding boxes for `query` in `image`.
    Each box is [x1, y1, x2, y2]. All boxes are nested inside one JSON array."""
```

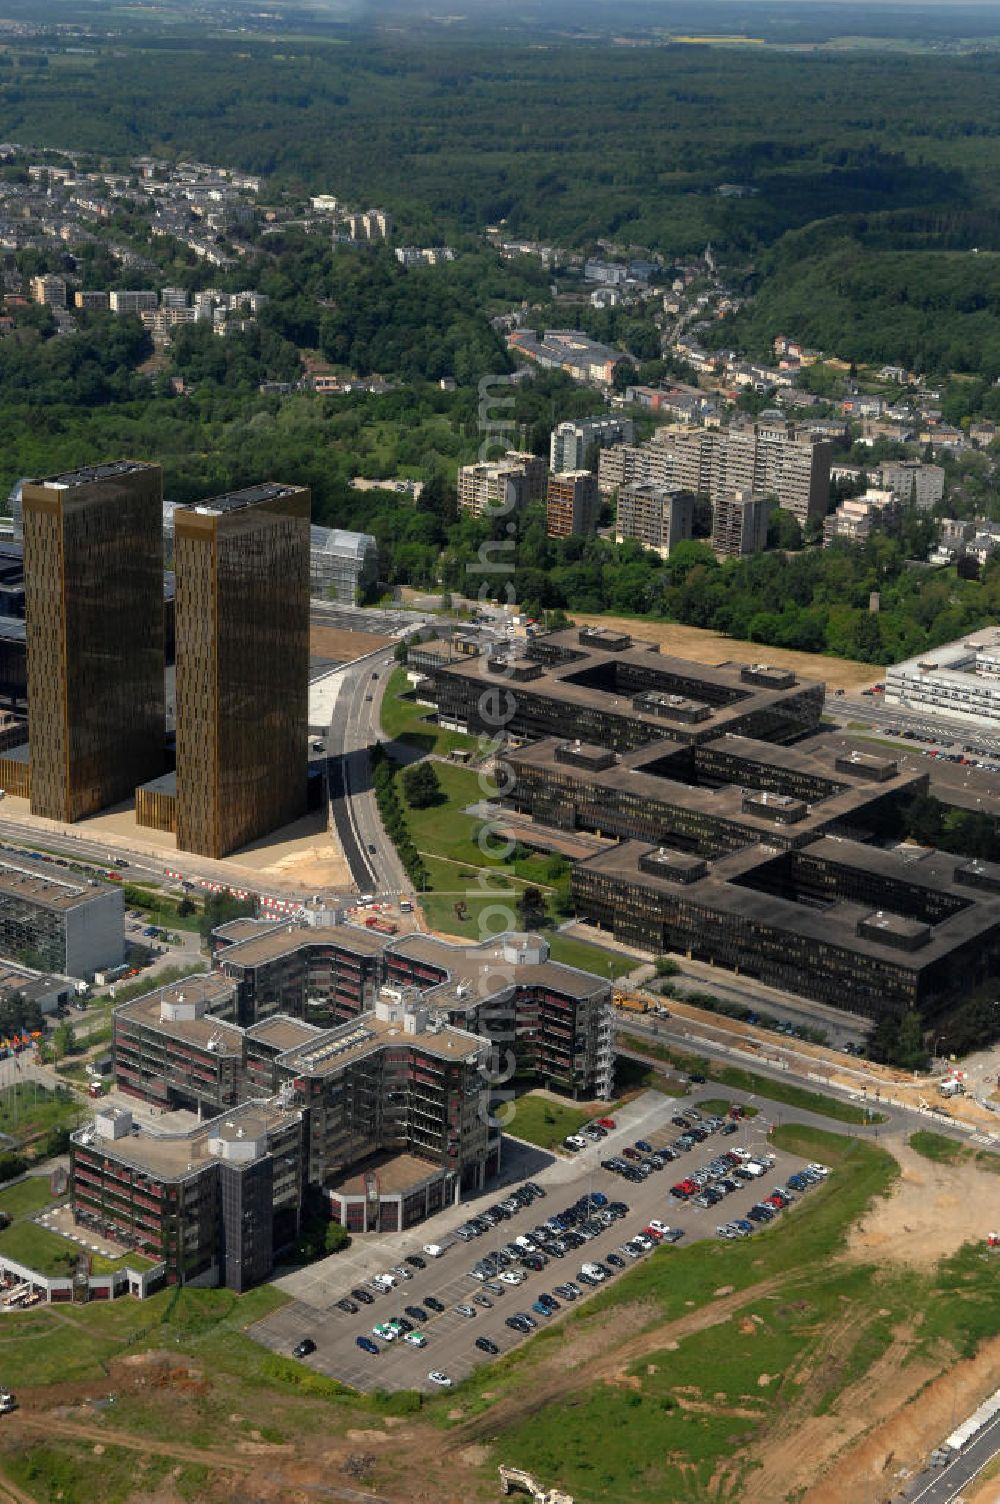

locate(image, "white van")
[[423, 1243, 445, 1259]]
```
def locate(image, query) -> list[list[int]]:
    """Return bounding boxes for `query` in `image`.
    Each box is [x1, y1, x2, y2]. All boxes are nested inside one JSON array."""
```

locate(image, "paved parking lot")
[[250, 1091, 812, 1393]]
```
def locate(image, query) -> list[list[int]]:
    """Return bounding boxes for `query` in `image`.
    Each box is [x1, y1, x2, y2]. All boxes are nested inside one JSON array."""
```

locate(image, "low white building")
[[886, 628, 1000, 728]]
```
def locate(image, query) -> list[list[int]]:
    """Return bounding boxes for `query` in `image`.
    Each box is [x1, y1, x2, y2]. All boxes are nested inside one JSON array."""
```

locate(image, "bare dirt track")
[[846, 1137, 1000, 1269], [568, 611, 880, 692]]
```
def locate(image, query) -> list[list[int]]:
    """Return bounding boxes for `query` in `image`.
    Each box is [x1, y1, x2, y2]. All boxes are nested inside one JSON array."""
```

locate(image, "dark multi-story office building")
[[429, 626, 825, 751], [572, 837, 1000, 1020], [506, 735, 924, 857], [173, 483, 310, 858], [71, 1098, 306, 1291], [21, 461, 165, 821], [214, 921, 387, 1028], [211, 923, 615, 1100]]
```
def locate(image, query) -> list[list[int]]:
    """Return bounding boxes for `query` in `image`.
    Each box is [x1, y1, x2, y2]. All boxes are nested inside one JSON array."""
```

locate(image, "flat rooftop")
[[0, 858, 112, 912], [327, 1150, 449, 1198], [245, 1014, 323, 1053], [434, 626, 821, 744], [76, 1097, 302, 1180], [115, 974, 241, 1052], [578, 835, 1000, 969], [510, 732, 923, 845], [219, 920, 387, 970], [178, 482, 301, 516], [29, 461, 155, 489], [388, 931, 610, 1003], [276, 1008, 485, 1078]]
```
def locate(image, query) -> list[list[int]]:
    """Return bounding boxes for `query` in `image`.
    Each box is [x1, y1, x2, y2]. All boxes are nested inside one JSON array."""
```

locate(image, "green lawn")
[[0, 1219, 82, 1277], [0, 1177, 56, 1221], [909, 1129, 967, 1165], [0, 1082, 85, 1147], [545, 931, 637, 981], [504, 1092, 591, 1149], [694, 1096, 759, 1119], [380, 667, 478, 757], [909, 1129, 1000, 1175]]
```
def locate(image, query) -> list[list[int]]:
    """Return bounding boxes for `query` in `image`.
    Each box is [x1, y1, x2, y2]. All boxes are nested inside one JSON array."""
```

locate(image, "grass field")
[[910, 1129, 1000, 1175], [617, 1033, 882, 1125], [0, 1177, 56, 1221], [544, 931, 636, 979], [0, 1082, 84, 1147], [694, 1096, 759, 1119], [505, 1091, 591, 1149], [568, 612, 879, 692], [380, 667, 477, 757], [0, 1219, 81, 1276]]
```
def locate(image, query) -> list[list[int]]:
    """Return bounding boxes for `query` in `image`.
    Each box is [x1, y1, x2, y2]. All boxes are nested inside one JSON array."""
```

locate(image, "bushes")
[[0, 1152, 27, 1184], [372, 746, 428, 889]]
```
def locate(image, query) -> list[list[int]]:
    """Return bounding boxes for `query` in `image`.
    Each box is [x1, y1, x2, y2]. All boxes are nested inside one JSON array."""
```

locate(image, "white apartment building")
[[550, 415, 634, 472], [886, 629, 1000, 728], [457, 462, 528, 518], [109, 289, 158, 315]]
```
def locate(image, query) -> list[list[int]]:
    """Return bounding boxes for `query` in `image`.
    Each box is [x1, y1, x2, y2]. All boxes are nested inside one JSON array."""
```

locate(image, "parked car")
[[292, 1337, 316, 1358], [336, 1298, 358, 1314], [356, 1337, 378, 1355], [428, 1371, 453, 1387], [475, 1336, 500, 1355], [424, 1296, 445, 1313]]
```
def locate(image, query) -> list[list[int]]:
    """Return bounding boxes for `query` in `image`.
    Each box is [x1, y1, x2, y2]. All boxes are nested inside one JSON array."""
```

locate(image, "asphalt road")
[[249, 1087, 831, 1394], [324, 645, 406, 895], [825, 694, 1000, 757], [902, 1410, 1000, 1502]]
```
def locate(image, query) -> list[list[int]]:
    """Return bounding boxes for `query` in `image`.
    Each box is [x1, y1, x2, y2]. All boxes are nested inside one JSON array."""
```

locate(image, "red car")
[[596, 1117, 616, 1130], [622, 1147, 641, 1161], [643, 1225, 664, 1242]]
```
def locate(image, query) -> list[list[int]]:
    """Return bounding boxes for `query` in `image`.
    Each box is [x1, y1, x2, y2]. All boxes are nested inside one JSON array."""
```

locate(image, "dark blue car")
[[356, 1336, 378, 1354]]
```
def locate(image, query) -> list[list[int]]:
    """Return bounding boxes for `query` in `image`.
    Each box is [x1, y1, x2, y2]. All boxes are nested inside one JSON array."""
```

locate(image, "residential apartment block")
[[711, 489, 769, 558], [108, 289, 158, 315], [29, 274, 66, 309], [549, 416, 634, 472], [615, 483, 694, 557], [546, 470, 600, 538], [598, 419, 831, 527], [457, 461, 528, 518], [823, 488, 901, 547]]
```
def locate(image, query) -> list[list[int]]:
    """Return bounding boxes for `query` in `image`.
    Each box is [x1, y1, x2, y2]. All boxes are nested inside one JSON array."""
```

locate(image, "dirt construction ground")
[[2, 1133, 999, 1504], [569, 612, 881, 692]]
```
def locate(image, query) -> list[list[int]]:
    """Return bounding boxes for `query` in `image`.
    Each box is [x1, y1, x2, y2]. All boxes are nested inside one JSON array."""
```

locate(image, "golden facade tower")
[[173, 483, 310, 858], [22, 461, 165, 822]]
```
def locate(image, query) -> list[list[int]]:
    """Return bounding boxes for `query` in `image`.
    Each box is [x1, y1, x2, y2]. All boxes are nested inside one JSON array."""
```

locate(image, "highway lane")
[[903, 1410, 1000, 1502], [324, 644, 407, 895]]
